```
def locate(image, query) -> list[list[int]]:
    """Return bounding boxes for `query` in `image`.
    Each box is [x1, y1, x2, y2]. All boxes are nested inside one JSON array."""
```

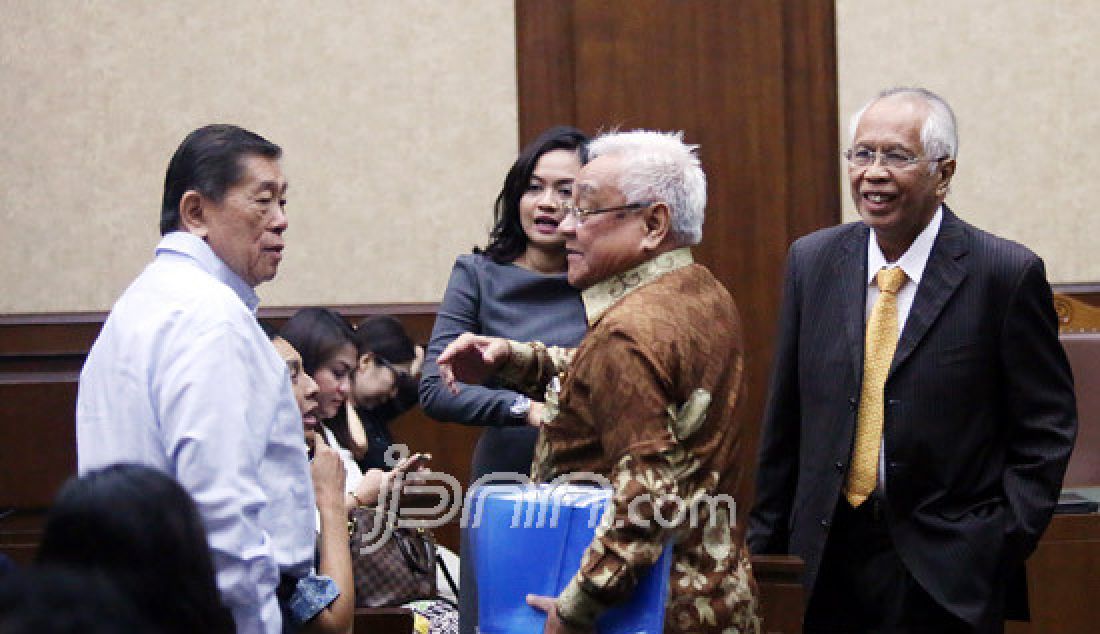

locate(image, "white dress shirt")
[[865, 206, 943, 491], [77, 231, 316, 634], [865, 206, 943, 329]]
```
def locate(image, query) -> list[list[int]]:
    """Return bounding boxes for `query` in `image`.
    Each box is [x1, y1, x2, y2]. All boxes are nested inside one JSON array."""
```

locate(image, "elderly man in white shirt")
[[77, 125, 317, 634]]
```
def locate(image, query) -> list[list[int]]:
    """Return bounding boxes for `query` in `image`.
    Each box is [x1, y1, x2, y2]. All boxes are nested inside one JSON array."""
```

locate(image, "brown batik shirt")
[[499, 248, 760, 633]]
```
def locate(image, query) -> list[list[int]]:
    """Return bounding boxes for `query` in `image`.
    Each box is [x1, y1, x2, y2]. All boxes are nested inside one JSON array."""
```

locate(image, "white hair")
[[848, 86, 958, 173], [585, 129, 706, 246]]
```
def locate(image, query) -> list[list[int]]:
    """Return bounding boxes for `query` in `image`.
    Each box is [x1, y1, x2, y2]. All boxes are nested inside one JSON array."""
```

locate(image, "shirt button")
[[820, 518, 830, 528], [834, 461, 844, 472]]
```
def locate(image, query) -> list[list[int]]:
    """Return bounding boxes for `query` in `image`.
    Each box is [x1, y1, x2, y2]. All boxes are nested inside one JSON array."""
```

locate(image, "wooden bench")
[[353, 607, 415, 633], [1053, 294, 1100, 487], [349, 555, 805, 634]]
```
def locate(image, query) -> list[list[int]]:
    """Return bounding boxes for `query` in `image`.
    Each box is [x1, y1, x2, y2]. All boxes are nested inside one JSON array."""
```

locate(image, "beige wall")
[[837, 0, 1099, 284], [7, 2, 1096, 314], [0, 1, 518, 313]]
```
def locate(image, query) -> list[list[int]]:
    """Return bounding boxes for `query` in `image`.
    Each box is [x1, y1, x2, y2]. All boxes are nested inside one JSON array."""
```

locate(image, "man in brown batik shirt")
[[439, 130, 759, 634]]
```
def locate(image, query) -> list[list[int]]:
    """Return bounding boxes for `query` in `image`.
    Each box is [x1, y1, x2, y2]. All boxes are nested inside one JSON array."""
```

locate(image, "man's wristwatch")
[[509, 395, 532, 423]]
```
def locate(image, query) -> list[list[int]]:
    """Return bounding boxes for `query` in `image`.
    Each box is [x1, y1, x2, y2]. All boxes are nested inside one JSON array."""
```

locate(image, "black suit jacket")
[[748, 207, 1077, 626]]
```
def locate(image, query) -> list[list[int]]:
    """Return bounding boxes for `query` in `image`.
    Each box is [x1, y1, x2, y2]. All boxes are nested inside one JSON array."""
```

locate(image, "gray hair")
[[848, 87, 958, 173], [586, 130, 706, 246]]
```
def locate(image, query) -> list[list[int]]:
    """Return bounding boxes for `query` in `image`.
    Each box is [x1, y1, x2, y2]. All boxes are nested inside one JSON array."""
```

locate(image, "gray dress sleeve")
[[419, 256, 526, 427]]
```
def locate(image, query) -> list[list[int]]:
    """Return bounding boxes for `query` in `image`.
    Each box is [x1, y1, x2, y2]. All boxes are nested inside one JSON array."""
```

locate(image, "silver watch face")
[[509, 395, 532, 417]]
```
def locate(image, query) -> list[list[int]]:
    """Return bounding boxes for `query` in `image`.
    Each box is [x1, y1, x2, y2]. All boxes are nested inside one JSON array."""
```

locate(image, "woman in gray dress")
[[419, 125, 589, 634], [420, 125, 588, 483]]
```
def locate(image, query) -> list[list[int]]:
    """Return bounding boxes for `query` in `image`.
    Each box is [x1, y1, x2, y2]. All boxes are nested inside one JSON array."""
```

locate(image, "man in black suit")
[[748, 87, 1077, 633]]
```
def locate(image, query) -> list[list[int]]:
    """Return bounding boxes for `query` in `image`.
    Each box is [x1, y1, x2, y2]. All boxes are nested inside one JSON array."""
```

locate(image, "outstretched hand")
[[436, 333, 511, 394]]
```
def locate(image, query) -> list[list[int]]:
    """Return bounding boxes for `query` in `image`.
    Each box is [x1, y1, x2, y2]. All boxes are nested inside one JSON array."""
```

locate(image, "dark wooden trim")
[[781, 0, 842, 240], [257, 302, 440, 320], [0, 311, 109, 325], [515, 1, 841, 492], [515, 0, 577, 145], [1053, 283, 1100, 294], [353, 607, 415, 632], [0, 371, 81, 385], [0, 304, 477, 553], [1053, 285, 1100, 308]]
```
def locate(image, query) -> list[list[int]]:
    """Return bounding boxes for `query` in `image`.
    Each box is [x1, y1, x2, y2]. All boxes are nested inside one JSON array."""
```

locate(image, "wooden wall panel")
[[0, 306, 478, 554], [516, 0, 841, 495], [0, 380, 78, 509]]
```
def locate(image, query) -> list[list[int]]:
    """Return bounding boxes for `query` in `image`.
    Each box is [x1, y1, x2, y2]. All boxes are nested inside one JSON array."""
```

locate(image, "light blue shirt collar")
[[156, 231, 261, 313]]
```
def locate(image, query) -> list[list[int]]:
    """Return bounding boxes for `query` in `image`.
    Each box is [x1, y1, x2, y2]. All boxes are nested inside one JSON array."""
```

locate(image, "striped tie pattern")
[[845, 266, 908, 507]]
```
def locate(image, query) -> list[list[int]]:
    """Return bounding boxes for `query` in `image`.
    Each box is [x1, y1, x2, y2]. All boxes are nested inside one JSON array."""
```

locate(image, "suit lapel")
[[835, 224, 870, 379], [889, 207, 969, 376]]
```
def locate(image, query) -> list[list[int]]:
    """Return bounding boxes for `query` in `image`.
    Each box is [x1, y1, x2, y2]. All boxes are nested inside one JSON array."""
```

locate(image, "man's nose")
[[558, 210, 578, 234], [863, 161, 892, 180], [270, 206, 289, 233]]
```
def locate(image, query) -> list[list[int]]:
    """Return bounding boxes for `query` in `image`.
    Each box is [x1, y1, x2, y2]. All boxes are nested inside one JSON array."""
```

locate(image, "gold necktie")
[[845, 266, 908, 507]]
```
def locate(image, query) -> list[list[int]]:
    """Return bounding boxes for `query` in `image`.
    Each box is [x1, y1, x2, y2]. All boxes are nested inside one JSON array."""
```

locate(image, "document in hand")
[[469, 483, 673, 634]]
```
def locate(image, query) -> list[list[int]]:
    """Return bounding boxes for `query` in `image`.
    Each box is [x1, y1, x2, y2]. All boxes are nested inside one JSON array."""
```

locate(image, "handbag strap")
[[436, 552, 459, 600], [395, 528, 434, 574]]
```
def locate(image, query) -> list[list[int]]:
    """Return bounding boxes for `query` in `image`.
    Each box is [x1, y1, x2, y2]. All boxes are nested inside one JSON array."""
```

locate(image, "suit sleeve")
[[999, 256, 1077, 563], [748, 246, 803, 555]]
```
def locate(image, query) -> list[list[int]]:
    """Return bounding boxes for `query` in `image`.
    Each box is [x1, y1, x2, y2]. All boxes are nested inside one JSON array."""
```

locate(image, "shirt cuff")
[[556, 576, 612, 630], [497, 340, 544, 394], [285, 573, 341, 626]]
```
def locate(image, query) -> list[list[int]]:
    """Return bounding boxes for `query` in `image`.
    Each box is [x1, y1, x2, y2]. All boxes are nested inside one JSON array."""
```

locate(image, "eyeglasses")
[[844, 147, 948, 170], [557, 200, 653, 224], [374, 357, 409, 384]]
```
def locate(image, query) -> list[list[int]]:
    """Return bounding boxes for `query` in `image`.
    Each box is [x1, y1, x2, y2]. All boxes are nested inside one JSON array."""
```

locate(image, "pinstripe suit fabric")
[[748, 207, 1077, 628]]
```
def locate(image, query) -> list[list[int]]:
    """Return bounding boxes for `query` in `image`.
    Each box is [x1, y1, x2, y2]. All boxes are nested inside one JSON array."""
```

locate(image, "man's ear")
[[178, 190, 209, 237], [935, 159, 957, 197], [641, 202, 671, 252]]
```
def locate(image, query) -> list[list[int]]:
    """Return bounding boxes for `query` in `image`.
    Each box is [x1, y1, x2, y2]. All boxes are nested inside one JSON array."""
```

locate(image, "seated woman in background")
[[338, 315, 426, 472], [271, 334, 355, 634], [33, 464, 235, 634], [279, 308, 393, 509], [274, 331, 446, 632], [279, 309, 459, 633]]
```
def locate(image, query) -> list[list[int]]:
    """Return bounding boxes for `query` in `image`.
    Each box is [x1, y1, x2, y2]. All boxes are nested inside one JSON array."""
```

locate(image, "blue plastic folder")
[[470, 484, 673, 633]]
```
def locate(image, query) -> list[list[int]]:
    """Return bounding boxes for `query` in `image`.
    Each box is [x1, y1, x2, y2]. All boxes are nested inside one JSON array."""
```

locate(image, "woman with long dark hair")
[[418, 126, 590, 634], [280, 307, 395, 509], [35, 464, 235, 634], [419, 125, 589, 482], [280, 308, 458, 633]]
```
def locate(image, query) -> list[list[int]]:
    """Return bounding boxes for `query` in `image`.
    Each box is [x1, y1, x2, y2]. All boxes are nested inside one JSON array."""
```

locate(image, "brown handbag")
[[348, 505, 437, 607]]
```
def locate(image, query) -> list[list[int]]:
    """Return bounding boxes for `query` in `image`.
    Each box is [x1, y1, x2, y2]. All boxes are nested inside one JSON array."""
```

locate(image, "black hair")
[[160, 124, 282, 235], [353, 315, 415, 364], [279, 307, 356, 376], [34, 464, 234, 634], [0, 567, 157, 634], [258, 318, 280, 341], [476, 125, 588, 263]]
